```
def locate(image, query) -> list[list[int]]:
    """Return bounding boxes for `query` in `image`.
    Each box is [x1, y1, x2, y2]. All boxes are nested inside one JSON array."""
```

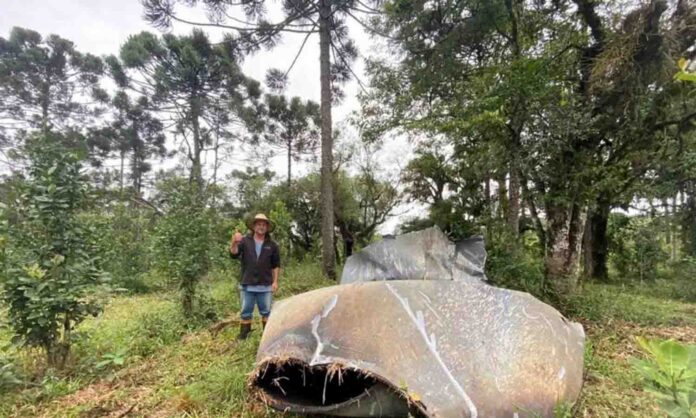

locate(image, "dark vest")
[[231, 235, 281, 286]]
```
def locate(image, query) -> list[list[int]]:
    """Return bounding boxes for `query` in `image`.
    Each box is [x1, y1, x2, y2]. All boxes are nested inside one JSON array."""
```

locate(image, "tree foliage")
[[0, 135, 102, 368], [152, 177, 212, 317], [117, 29, 261, 187], [88, 92, 167, 195], [361, 0, 696, 295], [142, 0, 380, 279], [263, 94, 320, 186], [0, 27, 106, 144]]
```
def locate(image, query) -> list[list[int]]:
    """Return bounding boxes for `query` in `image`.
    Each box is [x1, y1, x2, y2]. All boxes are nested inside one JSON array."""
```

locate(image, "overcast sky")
[[0, 0, 423, 232]]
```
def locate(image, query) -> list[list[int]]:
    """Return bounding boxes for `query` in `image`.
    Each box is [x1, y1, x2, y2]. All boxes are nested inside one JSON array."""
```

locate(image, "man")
[[229, 213, 281, 340]]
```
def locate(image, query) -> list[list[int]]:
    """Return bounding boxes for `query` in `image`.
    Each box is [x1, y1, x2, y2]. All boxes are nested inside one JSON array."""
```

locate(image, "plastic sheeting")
[[252, 228, 585, 418]]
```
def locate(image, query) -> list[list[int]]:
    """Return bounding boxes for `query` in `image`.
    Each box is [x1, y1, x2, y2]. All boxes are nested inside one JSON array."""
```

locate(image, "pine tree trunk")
[[212, 122, 220, 190], [671, 195, 677, 261], [190, 97, 204, 190], [484, 177, 491, 210], [318, 2, 336, 280], [119, 150, 125, 195], [287, 140, 292, 189], [131, 124, 143, 197], [484, 177, 492, 241], [41, 82, 50, 136], [505, 0, 521, 240]]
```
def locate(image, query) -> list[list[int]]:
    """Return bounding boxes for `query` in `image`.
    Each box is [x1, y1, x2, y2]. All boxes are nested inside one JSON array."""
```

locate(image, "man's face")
[[254, 220, 268, 236]]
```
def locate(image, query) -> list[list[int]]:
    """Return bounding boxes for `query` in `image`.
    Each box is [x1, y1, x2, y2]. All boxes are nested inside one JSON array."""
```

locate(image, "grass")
[[569, 282, 696, 417], [0, 262, 694, 417]]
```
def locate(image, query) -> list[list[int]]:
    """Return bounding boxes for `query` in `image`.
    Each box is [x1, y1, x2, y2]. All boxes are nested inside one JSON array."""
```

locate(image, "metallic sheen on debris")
[[252, 227, 585, 417]]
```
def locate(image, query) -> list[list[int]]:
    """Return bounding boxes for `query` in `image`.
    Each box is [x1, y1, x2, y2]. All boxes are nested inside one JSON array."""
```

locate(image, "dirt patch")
[[40, 358, 162, 418], [639, 324, 696, 343], [41, 382, 153, 418]]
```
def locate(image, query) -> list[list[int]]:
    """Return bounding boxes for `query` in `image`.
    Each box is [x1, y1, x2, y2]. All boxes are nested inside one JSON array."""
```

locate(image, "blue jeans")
[[240, 290, 272, 320]]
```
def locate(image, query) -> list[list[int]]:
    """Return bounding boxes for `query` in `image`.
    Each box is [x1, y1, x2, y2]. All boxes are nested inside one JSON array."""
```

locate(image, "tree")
[[116, 30, 262, 315], [152, 177, 212, 316], [227, 166, 276, 219], [284, 173, 322, 254], [360, 0, 595, 294], [401, 149, 453, 208], [0, 27, 106, 143], [89, 90, 167, 196], [117, 30, 261, 188], [1, 135, 102, 368], [361, 0, 696, 295], [334, 169, 400, 248], [142, 0, 380, 279], [264, 94, 320, 187], [575, 0, 696, 280]]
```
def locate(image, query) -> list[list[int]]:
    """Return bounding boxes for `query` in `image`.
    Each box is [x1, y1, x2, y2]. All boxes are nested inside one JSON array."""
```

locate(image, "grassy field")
[[1, 265, 695, 417]]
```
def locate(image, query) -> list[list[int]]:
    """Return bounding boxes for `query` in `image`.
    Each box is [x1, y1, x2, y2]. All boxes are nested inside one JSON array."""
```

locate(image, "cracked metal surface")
[[253, 228, 585, 417]]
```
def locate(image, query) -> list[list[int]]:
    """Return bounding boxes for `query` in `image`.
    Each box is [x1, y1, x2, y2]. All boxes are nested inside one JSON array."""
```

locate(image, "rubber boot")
[[238, 322, 252, 340], [261, 317, 268, 331]]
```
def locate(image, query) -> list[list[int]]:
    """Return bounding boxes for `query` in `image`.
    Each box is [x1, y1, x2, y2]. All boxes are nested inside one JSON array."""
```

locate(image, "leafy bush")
[[609, 215, 667, 281], [208, 214, 238, 271], [269, 200, 292, 261], [486, 231, 548, 299], [153, 178, 212, 317], [633, 337, 696, 417], [0, 139, 103, 368], [81, 204, 155, 293]]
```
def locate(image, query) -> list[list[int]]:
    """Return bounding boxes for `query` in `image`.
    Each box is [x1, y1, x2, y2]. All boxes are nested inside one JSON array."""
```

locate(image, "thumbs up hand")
[[232, 229, 243, 244]]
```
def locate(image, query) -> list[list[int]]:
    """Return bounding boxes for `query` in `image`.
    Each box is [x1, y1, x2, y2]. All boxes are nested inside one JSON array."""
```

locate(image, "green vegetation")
[[1, 138, 104, 369], [0, 263, 333, 417], [0, 262, 693, 417], [2, 0, 696, 415], [633, 337, 696, 417]]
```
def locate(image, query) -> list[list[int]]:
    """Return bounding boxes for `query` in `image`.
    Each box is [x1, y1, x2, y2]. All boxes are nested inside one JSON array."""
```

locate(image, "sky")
[[0, 0, 424, 232]]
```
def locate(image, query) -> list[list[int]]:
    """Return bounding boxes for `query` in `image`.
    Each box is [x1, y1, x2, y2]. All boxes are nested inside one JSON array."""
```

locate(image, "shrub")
[[608, 215, 667, 281], [153, 178, 212, 317], [95, 347, 128, 370], [269, 200, 292, 262], [632, 337, 696, 417], [81, 204, 155, 293], [0, 138, 103, 369], [486, 231, 548, 299]]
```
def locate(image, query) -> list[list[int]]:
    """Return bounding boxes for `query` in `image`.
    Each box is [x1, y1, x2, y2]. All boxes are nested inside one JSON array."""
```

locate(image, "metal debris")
[[340, 227, 487, 284], [251, 227, 585, 417]]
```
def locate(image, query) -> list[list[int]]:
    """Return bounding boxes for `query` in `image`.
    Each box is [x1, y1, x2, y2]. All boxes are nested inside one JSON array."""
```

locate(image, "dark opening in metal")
[[256, 362, 378, 406], [253, 361, 423, 416]]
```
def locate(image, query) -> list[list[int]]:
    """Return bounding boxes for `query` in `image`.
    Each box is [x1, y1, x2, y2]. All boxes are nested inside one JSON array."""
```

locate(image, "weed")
[[633, 337, 696, 417], [95, 348, 128, 370]]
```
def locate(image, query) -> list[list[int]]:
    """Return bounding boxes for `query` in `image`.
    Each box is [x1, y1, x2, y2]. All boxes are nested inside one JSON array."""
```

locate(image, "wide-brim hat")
[[246, 213, 276, 232]]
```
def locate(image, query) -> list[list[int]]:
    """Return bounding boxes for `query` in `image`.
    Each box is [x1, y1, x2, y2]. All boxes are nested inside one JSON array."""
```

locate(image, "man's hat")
[[246, 213, 276, 232]]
